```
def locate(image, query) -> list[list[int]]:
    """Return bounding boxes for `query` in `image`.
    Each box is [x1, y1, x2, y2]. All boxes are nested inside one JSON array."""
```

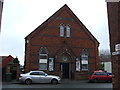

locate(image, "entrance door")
[[61, 63, 69, 79]]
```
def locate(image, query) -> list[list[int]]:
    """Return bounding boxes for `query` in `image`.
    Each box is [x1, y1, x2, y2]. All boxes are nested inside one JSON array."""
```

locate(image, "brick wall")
[[24, 5, 99, 80], [107, 2, 120, 89]]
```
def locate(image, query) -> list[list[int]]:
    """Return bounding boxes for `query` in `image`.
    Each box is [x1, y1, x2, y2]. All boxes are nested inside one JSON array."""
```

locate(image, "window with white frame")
[[39, 47, 48, 70], [66, 26, 70, 37], [48, 58, 54, 71], [76, 58, 80, 71], [59, 24, 64, 37], [81, 49, 88, 70]]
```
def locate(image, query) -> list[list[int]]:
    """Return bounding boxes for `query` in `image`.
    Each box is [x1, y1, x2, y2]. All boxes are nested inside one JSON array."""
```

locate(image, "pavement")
[[2, 79, 19, 85], [2, 79, 89, 85], [2, 79, 113, 89]]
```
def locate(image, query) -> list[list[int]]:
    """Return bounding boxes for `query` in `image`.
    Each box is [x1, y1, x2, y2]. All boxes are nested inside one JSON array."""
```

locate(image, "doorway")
[[61, 63, 70, 79]]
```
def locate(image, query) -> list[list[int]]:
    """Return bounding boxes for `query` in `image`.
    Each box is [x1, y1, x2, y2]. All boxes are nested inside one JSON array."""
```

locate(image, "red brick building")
[[24, 4, 99, 80], [1, 55, 20, 81], [107, 1, 120, 89]]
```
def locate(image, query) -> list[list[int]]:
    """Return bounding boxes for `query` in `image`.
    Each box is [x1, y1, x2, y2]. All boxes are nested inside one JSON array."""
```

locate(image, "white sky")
[[0, 0, 110, 65]]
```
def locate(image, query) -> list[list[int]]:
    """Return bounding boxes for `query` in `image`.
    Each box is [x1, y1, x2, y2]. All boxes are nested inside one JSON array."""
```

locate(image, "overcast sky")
[[0, 0, 110, 65]]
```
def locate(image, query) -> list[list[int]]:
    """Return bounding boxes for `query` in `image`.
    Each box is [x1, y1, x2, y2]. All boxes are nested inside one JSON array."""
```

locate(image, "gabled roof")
[[2, 55, 14, 68], [25, 4, 99, 46]]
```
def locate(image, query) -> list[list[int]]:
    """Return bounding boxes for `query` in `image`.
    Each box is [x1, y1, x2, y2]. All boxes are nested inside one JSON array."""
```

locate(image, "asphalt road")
[[2, 80, 112, 89]]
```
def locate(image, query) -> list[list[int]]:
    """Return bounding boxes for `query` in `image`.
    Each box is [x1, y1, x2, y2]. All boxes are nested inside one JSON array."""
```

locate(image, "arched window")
[[39, 47, 48, 70], [66, 25, 70, 37], [81, 49, 89, 70], [59, 24, 64, 37]]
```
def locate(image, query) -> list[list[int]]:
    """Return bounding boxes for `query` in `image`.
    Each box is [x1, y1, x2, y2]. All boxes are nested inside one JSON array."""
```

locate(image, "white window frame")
[[81, 64, 88, 70], [66, 26, 70, 37], [81, 50, 88, 71], [39, 63, 47, 70], [60, 24, 64, 37], [76, 58, 80, 71], [39, 48, 48, 70], [48, 58, 54, 71]]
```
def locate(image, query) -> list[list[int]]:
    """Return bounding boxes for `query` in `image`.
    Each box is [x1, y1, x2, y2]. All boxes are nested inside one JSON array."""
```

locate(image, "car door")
[[94, 72, 101, 80], [101, 72, 110, 81], [30, 72, 41, 83], [39, 72, 51, 83], [99, 72, 108, 81]]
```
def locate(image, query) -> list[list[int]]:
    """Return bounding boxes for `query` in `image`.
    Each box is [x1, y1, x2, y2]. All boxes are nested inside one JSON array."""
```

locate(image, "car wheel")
[[108, 79, 112, 83], [25, 79, 32, 85], [51, 79, 58, 84], [93, 79, 98, 83], [88, 80, 93, 83]]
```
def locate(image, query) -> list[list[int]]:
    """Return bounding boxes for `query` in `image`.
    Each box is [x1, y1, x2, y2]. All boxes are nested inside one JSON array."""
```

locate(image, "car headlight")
[[57, 77, 61, 80]]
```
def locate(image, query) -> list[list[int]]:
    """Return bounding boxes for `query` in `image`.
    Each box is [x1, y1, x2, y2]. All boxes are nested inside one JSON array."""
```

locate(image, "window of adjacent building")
[[39, 47, 48, 70], [48, 58, 54, 71], [59, 24, 64, 37], [66, 25, 70, 37], [81, 49, 89, 70]]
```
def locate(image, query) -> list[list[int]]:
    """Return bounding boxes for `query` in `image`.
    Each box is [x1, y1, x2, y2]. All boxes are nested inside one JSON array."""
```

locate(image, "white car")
[[19, 71, 61, 84]]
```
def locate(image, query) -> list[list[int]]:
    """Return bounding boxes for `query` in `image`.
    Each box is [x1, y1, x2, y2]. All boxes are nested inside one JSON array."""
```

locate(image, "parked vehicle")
[[88, 70, 112, 83], [107, 72, 112, 76], [19, 71, 61, 85]]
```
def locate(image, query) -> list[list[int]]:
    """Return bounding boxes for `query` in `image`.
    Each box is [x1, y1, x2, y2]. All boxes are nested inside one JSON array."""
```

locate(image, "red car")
[[88, 70, 112, 83]]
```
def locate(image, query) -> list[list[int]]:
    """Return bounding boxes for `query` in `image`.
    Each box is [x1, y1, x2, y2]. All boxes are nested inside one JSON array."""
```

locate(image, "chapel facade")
[[24, 4, 99, 80]]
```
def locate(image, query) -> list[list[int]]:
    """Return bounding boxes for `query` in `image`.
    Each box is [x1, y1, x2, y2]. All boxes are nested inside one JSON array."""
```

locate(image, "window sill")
[[81, 69, 88, 71]]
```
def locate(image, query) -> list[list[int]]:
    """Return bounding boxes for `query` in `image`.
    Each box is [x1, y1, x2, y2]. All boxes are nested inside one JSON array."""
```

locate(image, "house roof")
[[1, 55, 14, 68], [25, 4, 99, 46]]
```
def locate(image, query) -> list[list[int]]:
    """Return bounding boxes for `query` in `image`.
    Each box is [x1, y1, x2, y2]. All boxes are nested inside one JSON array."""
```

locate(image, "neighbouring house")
[[20, 65, 25, 74], [1, 55, 20, 81], [100, 57, 112, 73], [24, 4, 99, 80]]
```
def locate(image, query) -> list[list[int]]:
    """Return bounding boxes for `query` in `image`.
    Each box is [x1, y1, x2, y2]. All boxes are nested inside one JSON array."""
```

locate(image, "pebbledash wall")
[[24, 4, 99, 80]]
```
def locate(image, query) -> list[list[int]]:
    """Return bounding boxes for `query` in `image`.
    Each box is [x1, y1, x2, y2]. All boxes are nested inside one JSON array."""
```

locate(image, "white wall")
[[104, 62, 112, 73]]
